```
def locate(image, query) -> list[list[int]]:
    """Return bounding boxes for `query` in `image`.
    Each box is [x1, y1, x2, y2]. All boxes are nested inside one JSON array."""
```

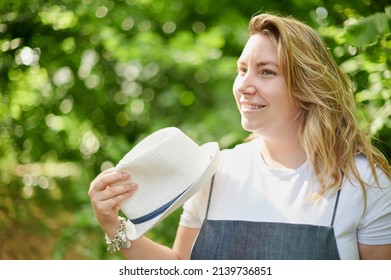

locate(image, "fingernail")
[[130, 183, 137, 188], [121, 172, 129, 178]]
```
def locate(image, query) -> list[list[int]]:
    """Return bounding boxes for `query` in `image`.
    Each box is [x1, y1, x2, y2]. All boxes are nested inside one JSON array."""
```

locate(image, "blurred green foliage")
[[0, 0, 390, 259]]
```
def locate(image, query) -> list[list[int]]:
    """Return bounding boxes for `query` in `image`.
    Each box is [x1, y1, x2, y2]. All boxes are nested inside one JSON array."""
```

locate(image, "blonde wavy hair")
[[248, 13, 390, 199]]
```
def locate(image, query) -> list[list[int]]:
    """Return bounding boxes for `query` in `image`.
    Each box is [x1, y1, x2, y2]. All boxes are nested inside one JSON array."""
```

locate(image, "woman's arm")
[[120, 225, 200, 260], [173, 226, 200, 260], [358, 243, 391, 260]]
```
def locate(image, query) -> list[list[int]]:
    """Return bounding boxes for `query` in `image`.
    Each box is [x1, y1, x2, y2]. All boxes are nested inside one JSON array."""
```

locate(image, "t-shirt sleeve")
[[357, 164, 391, 245], [178, 143, 254, 228], [179, 179, 211, 228]]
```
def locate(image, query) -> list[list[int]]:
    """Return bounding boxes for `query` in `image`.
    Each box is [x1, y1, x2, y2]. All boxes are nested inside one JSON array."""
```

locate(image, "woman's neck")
[[259, 136, 306, 169]]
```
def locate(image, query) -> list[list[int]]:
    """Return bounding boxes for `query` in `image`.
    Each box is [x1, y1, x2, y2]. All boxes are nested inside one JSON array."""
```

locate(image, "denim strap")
[[204, 175, 215, 219]]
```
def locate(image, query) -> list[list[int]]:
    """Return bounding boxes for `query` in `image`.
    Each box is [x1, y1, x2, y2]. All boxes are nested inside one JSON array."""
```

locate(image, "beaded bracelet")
[[105, 217, 131, 253]]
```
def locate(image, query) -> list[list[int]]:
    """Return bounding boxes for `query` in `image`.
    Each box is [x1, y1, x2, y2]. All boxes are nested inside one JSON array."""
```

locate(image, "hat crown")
[[117, 127, 210, 176], [116, 127, 212, 220]]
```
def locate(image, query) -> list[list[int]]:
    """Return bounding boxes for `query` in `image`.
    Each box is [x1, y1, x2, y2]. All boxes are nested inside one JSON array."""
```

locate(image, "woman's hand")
[[88, 167, 137, 237], [88, 167, 194, 260]]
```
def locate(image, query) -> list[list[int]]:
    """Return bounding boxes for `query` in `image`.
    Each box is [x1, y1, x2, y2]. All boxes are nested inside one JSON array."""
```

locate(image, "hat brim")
[[124, 141, 220, 240]]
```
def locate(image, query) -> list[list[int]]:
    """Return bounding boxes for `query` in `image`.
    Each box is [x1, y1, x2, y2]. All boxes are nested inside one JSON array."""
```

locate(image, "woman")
[[88, 13, 391, 259]]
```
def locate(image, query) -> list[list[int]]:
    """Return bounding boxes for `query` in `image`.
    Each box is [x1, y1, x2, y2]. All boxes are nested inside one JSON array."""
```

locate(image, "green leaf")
[[385, 6, 391, 18], [344, 13, 390, 47]]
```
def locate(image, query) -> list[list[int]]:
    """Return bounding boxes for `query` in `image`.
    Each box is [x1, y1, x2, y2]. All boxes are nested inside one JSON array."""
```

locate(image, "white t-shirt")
[[180, 139, 391, 260]]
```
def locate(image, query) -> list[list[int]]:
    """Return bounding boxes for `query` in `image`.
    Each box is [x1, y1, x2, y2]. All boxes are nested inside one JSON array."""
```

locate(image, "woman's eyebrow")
[[256, 60, 279, 68], [236, 60, 246, 66], [236, 60, 279, 68]]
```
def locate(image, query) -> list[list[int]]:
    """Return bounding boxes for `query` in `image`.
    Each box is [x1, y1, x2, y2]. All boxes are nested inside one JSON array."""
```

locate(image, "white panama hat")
[[112, 127, 220, 240]]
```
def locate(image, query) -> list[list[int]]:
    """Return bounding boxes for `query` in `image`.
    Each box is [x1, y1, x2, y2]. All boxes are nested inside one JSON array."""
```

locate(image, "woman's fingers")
[[89, 168, 138, 204], [93, 188, 136, 216], [98, 183, 138, 203], [89, 168, 131, 193], [87, 168, 139, 233], [90, 182, 138, 226], [88, 168, 138, 216]]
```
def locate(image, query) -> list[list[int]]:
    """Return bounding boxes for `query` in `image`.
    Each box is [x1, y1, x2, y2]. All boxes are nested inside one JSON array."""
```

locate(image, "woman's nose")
[[235, 74, 256, 95]]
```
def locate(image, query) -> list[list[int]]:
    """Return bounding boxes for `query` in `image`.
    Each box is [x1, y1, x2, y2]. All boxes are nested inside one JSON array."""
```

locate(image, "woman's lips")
[[241, 103, 266, 111]]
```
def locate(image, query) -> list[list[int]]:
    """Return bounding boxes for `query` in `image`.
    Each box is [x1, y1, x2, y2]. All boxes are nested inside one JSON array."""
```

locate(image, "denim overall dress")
[[191, 178, 341, 260]]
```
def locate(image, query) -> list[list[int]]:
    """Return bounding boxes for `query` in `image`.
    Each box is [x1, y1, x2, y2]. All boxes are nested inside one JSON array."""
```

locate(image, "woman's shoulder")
[[353, 155, 390, 187], [221, 138, 260, 159], [343, 155, 391, 209], [210, 139, 260, 181]]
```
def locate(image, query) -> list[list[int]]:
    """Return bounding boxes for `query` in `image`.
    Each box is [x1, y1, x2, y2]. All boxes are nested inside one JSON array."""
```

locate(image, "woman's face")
[[233, 34, 301, 138]]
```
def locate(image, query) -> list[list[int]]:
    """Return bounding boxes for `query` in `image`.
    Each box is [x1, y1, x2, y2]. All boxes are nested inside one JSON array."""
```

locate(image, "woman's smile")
[[240, 103, 267, 112]]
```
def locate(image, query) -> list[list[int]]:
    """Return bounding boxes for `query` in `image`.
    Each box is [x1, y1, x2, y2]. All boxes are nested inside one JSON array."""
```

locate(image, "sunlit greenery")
[[1, 0, 390, 259]]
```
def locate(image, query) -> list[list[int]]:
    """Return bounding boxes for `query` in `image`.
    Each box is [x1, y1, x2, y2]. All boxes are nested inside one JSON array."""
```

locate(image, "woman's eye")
[[261, 69, 275, 76], [237, 68, 247, 76]]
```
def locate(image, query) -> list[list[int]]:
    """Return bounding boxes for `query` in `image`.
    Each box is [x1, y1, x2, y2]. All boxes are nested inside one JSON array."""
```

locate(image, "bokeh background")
[[1, 0, 390, 259]]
